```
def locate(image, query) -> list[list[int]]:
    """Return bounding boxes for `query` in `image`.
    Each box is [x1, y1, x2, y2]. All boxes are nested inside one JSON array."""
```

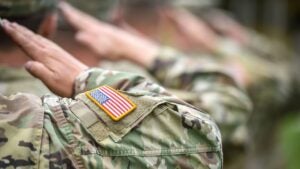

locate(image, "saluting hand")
[[0, 19, 88, 97], [59, 2, 159, 68]]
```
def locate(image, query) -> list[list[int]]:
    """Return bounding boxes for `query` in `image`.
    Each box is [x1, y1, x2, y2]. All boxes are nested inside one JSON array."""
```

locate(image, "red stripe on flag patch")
[[86, 86, 136, 121]]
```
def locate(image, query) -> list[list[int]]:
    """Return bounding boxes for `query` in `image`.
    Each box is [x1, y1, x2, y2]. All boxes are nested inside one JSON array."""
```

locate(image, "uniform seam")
[[84, 146, 220, 157]]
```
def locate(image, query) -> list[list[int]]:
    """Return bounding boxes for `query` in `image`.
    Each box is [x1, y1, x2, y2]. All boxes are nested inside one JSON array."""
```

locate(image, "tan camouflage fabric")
[[0, 66, 51, 96], [0, 0, 57, 17], [0, 68, 223, 169]]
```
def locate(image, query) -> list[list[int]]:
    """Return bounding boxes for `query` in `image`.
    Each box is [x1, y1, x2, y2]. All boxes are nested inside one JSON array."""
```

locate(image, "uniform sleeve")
[[49, 68, 224, 168], [148, 47, 252, 145], [73, 68, 170, 97]]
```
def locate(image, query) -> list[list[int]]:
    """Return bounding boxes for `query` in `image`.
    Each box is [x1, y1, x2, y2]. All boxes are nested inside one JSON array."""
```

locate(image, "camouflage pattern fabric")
[[0, 68, 223, 169], [0, 66, 51, 96], [0, 0, 57, 17]]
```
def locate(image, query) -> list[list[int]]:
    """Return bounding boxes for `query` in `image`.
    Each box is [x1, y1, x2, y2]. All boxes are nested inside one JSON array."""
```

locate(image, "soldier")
[[0, 1, 252, 168], [60, 1, 252, 147], [0, 18, 223, 169]]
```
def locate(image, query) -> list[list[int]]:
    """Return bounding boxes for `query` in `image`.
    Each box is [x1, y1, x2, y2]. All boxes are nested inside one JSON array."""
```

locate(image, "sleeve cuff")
[[73, 68, 102, 97]]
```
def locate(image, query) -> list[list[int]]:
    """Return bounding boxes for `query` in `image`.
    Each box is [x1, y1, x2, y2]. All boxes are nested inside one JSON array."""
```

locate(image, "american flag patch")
[[86, 86, 136, 121]]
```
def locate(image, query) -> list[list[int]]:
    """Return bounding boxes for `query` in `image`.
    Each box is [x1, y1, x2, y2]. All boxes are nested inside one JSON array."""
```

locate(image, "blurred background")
[[221, 0, 300, 55]]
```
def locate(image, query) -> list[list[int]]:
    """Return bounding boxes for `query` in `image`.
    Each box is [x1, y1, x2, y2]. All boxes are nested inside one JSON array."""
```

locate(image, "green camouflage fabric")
[[0, 0, 57, 17], [0, 66, 51, 96], [0, 68, 223, 169]]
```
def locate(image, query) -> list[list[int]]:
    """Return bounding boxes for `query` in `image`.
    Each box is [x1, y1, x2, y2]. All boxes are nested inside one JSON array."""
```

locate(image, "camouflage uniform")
[[0, 66, 51, 96], [0, 68, 223, 169]]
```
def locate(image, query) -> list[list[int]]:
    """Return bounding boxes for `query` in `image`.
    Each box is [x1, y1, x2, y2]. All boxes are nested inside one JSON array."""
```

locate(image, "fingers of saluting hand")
[[0, 19, 50, 60], [25, 61, 53, 82]]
